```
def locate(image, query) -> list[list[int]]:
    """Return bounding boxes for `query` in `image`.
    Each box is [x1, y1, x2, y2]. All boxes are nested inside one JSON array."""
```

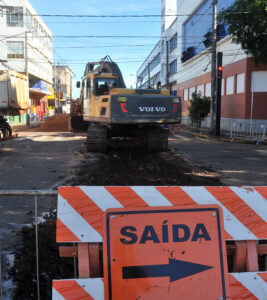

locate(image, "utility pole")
[[25, 31, 30, 126], [210, 0, 218, 134], [216, 52, 223, 136], [25, 32, 29, 80], [166, 40, 169, 90]]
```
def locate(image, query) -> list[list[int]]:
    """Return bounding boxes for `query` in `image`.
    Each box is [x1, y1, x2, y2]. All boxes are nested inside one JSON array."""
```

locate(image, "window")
[[189, 87, 196, 100], [161, 40, 165, 56], [150, 53, 160, 71], [26, 9, 32, 29], [205, 82, 211, 97], [161, 63, 165, 80], [169, 59, 177, 75], [197, 84, 204, 96], [183, 0, 235, 56], [95, 78, 116, 96], [169, 33, 177, 52], [184, 89, 189, 101], [33, 19, 38, 37], [221, 78, 225, 95], [7, 41, 24, 59], [251, 71, 267, 92], [139, 67, 148, 82], [140, 81, 148, 89], [226, 76, 234, 95], [6, 7, 23, 27], [236, 73, 245, 93], [86, 78, 91, 98]]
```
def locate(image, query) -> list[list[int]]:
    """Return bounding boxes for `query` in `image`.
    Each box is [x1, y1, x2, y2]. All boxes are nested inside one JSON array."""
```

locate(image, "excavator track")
[[87, 125, 107, 152], [146, 127, 169, 152]]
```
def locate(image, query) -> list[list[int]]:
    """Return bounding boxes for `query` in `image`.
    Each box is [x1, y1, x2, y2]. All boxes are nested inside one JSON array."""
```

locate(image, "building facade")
[[0, 0, 53, 123], [48, 65, 73, 114], [137, 0, 267, 131], [137, 0, 178, 93]]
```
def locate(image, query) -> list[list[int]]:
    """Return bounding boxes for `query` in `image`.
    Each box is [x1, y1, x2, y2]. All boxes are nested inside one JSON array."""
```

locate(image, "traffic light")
[[203, 31, 212, 48], [217, 65, 223, 80], [217, 52, 223, 80]]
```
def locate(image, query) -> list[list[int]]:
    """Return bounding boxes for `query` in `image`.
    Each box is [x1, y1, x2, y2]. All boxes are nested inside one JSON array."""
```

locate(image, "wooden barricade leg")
[[88, 243, 102, 278], [246, 241, 259, 272], [78, 243, 90, 278], [233, 241, 247, 272]]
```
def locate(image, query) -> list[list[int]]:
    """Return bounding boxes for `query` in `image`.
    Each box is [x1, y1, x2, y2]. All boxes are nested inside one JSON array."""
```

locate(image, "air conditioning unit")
[[187, 47, 195, 59], [181, 51, 189, 63], [181, 47, 195, 63]]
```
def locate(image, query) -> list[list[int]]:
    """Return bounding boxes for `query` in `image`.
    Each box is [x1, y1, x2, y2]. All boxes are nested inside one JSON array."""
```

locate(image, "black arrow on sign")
[[122, 258, 213, 283]]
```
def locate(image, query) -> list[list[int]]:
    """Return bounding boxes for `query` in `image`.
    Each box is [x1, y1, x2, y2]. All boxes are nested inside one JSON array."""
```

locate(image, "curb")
[[175, 129, 267, 145]]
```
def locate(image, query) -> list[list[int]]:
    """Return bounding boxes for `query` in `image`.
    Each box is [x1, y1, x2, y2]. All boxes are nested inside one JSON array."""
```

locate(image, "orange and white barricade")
[[53, 186, 267, 299]]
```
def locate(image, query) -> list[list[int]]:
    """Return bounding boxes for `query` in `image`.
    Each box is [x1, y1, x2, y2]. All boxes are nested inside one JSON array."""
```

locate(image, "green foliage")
[[218, 0, 267, 64], [188, 92, 210, 122]]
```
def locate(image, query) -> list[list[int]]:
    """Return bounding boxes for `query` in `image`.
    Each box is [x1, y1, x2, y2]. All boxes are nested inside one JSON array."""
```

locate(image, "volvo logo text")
[[138, 107, 166, 112]]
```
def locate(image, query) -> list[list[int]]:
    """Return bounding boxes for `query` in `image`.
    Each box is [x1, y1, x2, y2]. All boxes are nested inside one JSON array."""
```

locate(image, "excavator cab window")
[[95, 78, 116, 96], [86, 78, 91, 98]]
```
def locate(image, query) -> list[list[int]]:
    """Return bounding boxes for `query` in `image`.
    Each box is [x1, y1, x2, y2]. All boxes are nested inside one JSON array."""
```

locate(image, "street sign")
[[103, 205, 229, 300]]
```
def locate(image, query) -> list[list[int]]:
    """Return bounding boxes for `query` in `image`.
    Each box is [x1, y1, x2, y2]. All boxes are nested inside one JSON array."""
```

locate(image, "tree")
[[188, 92, 210, 127], [218, 0, 267, 64]]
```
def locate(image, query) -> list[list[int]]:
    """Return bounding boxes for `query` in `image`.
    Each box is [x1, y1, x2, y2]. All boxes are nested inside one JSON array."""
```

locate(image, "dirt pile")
[[66, 139, 221, 186], [36, 114, 70, 132]]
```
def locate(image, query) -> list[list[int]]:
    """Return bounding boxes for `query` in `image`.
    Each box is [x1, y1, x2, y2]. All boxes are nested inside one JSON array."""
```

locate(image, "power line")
[[0, 12, 266, 17], [2, 51, 246, 64], [0, 35, 229, 39], [54, 44, 157, 48]]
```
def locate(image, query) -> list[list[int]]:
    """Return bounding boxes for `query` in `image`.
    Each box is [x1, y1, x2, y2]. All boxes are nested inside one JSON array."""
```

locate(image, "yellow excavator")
[[72, 56, 182, 152]]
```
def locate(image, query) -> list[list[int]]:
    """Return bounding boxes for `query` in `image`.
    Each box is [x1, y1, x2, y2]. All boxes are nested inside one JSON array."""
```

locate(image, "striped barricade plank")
[[52, 274, 267, 300], [229, 272, 267, 300], [52, 279, 104, 300], [56, 186, 267, 243]]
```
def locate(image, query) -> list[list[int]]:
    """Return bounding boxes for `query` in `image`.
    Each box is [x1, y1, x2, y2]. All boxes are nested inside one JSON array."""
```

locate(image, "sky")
[[30, 0, 162, 97]]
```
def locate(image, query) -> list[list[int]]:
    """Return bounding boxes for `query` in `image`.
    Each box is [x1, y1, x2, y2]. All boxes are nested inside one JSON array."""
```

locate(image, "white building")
[[137, 41, 161, 90], [0, 0, 53, 122], [137, 0, 267, 130], [137, 0, 178, 94]]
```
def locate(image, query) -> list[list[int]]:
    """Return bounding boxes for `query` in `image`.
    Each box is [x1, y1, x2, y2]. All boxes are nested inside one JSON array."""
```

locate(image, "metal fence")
[[181, 118, 210, 134], [182, 117, 267, 143], [230, 121, 266, 144], [0, 190, 57, 300]]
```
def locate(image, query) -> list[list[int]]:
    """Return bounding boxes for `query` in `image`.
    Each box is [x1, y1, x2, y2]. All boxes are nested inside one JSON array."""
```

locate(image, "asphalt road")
[[1, 129, 267, 247], [170, 130, 267, 186], [0, 131, 85, 247]]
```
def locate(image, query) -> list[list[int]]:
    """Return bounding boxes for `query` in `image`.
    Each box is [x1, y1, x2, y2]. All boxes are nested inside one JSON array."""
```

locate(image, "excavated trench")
[[6, 137, 222, 299]]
